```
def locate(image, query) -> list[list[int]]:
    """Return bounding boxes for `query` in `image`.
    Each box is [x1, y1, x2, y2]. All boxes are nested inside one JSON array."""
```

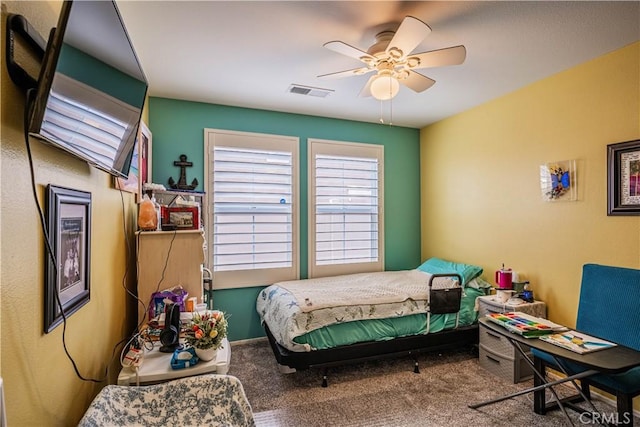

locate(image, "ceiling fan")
[[318, 16, 466, 101]]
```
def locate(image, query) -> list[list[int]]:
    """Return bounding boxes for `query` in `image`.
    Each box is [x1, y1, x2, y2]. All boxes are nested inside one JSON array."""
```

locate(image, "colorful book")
[[539, 331, 617, 354], [485, 312, 568, 338]]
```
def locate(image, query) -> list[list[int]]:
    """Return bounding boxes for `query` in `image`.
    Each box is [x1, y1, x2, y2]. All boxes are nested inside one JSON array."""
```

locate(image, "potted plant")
[[183, 310, 228, 361]]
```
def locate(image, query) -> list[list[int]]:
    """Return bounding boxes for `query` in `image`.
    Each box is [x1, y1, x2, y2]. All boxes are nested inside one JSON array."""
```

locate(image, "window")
[[309, 139, 384, 278], [204, 129, 299, 289]]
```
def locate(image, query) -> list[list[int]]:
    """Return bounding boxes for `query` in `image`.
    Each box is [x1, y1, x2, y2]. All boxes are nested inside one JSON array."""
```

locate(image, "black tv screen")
[[29, 0, 148, 178]]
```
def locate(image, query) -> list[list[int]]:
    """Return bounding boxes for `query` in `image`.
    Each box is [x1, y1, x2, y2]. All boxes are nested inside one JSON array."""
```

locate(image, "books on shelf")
[[539, 331, 617, 354], [485, 312, 568, 338]]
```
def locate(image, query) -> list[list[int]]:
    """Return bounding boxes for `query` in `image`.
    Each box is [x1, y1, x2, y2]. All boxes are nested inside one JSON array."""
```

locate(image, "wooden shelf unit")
[[136, 229, 205, 324]]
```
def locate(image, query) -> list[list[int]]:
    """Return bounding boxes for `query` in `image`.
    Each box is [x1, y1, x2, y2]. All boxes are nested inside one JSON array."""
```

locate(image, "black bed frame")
[[263, 273, 480, 386]]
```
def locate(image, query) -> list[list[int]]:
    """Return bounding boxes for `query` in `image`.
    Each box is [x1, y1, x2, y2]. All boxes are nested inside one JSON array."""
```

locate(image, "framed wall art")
[[540, 159, 577, 202], [114, 120, 152, 196], [45, 185, 92, 333], [161, 206, 200, 230], [607, 139, 640, 216], [138, 121, 152, 195]]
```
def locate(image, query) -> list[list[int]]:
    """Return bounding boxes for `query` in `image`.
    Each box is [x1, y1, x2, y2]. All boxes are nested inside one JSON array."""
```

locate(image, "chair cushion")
[[532, 349, 640, 395]]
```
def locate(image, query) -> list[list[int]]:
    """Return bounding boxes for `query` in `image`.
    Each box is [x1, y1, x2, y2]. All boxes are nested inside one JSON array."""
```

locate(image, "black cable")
[[133, 227, 178, 331], [24, 88, 127, 383], [118, 187, 147, 328]]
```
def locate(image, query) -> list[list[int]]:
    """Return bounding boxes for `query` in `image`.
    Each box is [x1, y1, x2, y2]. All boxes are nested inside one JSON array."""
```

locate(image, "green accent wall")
[[149, 97, 421, 341]]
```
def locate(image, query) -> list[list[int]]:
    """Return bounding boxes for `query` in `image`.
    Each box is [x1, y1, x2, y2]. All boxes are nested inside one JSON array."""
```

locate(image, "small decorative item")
[[45, 185, 92, 333], [540, 159, 577, 202], [168, 154, 198, 190], [161, 206, 200, 230], [183, 310, 228, 361], [607, 139, 640, 216], [137, 194, 158, 231]]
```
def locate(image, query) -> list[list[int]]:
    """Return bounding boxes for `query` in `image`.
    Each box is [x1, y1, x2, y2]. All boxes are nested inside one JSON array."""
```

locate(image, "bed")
[[257, 258, 488, 386]]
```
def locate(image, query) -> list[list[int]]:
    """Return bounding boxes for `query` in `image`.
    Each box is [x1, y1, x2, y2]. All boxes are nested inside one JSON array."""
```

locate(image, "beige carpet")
[[226, 338, 638, 427]]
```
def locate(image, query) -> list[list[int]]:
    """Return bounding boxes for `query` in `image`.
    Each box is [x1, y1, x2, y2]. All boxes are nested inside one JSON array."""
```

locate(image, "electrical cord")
[[24, 88, 129, 383], [133, 227, 177, 332]]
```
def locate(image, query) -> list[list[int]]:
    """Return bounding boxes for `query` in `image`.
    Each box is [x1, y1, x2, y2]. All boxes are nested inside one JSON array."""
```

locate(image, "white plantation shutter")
[[213, 147, 292, 270], [205, 130, 299, 289], [309, 139, 384, 278], [315, 155, 379, 264]]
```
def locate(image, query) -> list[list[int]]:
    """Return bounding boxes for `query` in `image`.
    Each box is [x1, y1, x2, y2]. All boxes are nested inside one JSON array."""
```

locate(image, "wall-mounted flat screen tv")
[[28, 0, 148, 178]]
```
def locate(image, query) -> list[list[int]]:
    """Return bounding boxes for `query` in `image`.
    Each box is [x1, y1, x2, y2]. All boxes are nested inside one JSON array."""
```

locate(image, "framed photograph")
[[138, 121, 152, 195], [161, 206, 200, 230], [45, 185, 92, 333], [114, 138, 139, 194], [539, 159, 577, 202], [607, 139, 640, 216], [113, 120, 152, 196]]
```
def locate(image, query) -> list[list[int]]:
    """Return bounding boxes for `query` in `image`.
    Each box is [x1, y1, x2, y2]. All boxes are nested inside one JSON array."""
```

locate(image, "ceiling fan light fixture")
[[388, 47, 403, 59], [406, 57, 420, 68], [370, 73, 400, 100]]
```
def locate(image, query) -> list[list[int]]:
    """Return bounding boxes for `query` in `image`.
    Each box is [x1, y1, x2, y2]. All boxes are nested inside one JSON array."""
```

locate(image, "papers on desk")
[[539, 331, 617, 354]]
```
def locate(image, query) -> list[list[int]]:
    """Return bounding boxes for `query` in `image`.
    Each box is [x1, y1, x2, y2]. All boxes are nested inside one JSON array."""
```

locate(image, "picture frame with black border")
[[607, 139, 640, 216], [45, 185, 92, 333]]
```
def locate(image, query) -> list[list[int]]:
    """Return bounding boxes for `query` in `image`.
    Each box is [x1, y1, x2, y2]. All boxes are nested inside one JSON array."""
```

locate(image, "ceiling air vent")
[[287, 84, 334, 98]]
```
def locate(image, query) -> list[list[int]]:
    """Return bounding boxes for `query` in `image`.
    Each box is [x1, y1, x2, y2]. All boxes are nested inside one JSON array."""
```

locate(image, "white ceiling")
[[117, 1, 640, 129]]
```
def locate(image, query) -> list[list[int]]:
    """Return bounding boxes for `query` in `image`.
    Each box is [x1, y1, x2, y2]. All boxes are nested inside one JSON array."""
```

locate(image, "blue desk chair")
[[532, 263, 640, 426]]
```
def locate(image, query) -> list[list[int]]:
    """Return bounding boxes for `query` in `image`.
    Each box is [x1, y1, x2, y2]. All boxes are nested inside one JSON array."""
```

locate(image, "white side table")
[[117, 337, 230, 385]]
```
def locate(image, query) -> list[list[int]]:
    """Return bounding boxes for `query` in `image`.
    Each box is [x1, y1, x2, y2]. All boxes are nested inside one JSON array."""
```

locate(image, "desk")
[[470, 317, 640, 425], [117, 338, 231, 385]]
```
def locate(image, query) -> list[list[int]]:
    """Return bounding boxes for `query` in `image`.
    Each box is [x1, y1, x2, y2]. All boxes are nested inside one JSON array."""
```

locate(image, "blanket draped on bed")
[[257, 269, 460, 352], [277, 270, 456, 313]]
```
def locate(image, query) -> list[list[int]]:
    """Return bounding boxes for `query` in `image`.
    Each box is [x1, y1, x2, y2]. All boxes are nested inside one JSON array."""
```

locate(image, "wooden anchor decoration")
[[168, 154, 198, 190]]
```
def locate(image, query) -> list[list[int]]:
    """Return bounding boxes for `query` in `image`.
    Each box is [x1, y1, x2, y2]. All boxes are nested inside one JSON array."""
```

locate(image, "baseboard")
[[546, 371, 640, 418], [230, 336, 268, 346]]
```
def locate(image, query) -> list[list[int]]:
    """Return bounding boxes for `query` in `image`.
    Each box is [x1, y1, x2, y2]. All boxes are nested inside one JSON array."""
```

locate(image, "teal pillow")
[[416, 257, 483, 286]]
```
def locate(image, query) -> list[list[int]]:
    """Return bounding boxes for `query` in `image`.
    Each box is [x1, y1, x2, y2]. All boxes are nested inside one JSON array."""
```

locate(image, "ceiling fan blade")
[[318, 67, 372, 79], [409, 45, 467, 69], [385, 16, 432, 59], [324, 41, 375, 63], [358, 75, 376, 97], [400, 70, 435, 93]]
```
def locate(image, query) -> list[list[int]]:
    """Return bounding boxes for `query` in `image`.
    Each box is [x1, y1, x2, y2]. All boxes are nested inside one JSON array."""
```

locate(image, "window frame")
[[204, 128, 299, 289], [308, 138, 384, 278]]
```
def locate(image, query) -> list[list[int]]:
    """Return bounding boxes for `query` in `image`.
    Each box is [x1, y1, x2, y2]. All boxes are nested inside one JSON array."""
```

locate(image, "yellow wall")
[[1, 1, 139, 425], [421, 42, 640, 406], [421, 42, 639, 326]]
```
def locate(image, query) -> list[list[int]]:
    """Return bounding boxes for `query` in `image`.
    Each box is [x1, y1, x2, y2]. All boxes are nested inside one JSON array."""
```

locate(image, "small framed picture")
[[607, 139, 640, 216], [161, 206, 200, 230], [45, 185, 92, 333], [113, 120, 152, 197], [540, 159, 577, 202]]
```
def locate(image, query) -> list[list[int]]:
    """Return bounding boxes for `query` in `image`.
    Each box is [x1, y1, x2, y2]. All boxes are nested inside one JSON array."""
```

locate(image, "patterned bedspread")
[[79, 374, 254, 427], [257, 269, 459, 352]]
